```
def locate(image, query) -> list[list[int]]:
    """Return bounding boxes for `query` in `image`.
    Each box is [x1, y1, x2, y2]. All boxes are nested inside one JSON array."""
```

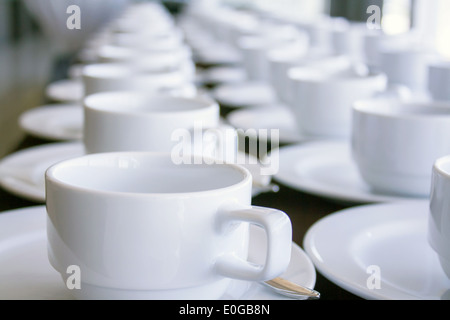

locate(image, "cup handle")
[[214, 202, 292, 281]]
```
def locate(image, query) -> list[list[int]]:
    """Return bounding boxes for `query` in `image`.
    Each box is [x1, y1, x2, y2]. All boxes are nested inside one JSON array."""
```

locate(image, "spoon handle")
[[263, 277, 321, 300]]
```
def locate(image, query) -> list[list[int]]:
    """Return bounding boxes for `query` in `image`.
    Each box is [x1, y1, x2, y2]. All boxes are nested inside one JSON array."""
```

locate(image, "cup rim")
[[434, 155, 450, 179], [353, 99, 450, 121], [83, 91, 219, 118], [45, 152, 252, 198]]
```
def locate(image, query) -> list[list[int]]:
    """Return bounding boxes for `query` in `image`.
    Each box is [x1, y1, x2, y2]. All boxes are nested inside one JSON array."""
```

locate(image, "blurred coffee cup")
[[428, 59, 450, 102], [429, 155, 450, 279], [352, 99, 450, 197], [288, 62, 387, 138]]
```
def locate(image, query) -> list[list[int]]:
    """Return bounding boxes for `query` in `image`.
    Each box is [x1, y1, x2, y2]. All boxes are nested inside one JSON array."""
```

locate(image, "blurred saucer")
[[212, 81, 277, 108], [0, 142, 84, 202], [198, 66, 247, 85], [194, 44, 243, 66], [45, 79, 84, 102], [19, 104, 83, 141], [272, 140, 426, 204], [227, 105, 304, 144]]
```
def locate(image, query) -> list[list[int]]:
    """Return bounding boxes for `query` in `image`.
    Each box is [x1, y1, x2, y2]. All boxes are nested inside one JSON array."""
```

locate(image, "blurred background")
[[0, 0, 446, 158]]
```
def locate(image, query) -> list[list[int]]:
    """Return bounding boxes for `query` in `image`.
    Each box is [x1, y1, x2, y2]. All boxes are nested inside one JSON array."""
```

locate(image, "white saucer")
[[198, 66, 247, 85], [211, 81, 278, 108], [0, 142, 273, 202], [0, 142, 84, 202], [19, 104, 83, 141], [272, 140, 426, 203], [0, 206, 316, 300], [227, 106, 304, 144], [304, 201, 450, 300], [194, 45, 243, 66], [45, 79, 84, 102]]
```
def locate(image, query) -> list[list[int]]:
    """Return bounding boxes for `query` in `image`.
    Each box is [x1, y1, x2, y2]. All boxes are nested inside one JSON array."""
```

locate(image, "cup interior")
[[46, 153, 248, 195], [84, 92, 218, 115]]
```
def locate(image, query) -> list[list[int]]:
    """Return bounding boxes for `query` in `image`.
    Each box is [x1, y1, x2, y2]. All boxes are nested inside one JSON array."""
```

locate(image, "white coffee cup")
[[331, 20, 367, 63], [83, 91, 236, 162], [267, 48, 350, 105], [82, 63, 195, 97], [237, 25, 305, 82], [428, 60, 450, 102], [352, 99, 450, 197], [429, 155, 450, 279], [294, 15, 336, 55], [288, 63, 387, 138], [362, 29, 418, 69], [45, 152, 292, 300], [378, 46, 436, 94]]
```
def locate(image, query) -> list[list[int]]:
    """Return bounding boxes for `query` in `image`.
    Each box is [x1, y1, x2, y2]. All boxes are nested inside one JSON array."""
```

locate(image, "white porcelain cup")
[[428, 60, 450, 102], [331, 20, 367, 63], [362, 29, 418, 69], [83, 91, 236, 162], [237, 25, 305, 82], [352, 99, 450, 197], [429, 155, 450, 279], [288, 63, 387, 138], [294, 15, 336, 54], [45, 152, 292, 300], [267, 48, 350, 105], [378, 46, 436, 94], [82, 63, 195, 97]]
